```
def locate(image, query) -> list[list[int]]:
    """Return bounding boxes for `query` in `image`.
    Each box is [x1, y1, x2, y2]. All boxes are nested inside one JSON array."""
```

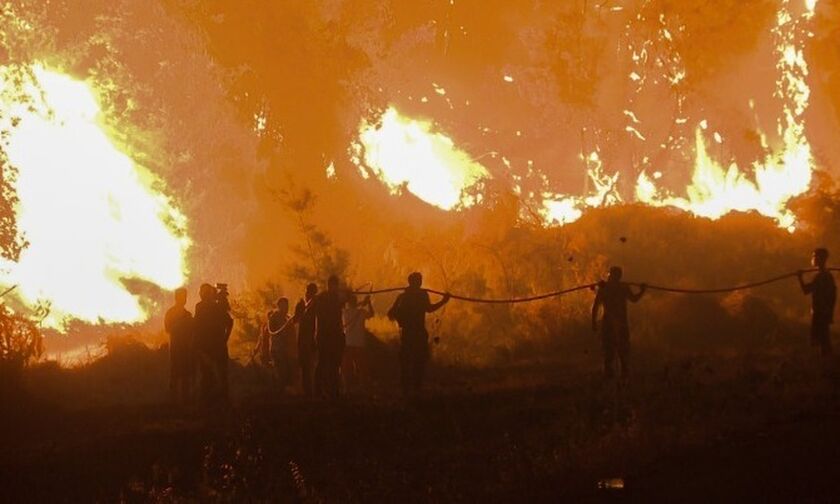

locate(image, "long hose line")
[[352, 268, 840, 304]]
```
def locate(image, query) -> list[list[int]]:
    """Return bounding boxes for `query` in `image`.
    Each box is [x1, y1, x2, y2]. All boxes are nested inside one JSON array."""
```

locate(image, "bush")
[[0, 303, 43, 397]]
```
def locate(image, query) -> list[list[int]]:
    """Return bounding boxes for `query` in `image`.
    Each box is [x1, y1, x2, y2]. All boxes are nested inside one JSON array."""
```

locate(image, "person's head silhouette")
[[174, 287, 187, 307], [305, 282, 318, 299], [607, 266, 623, 283], [199, 283, 216, 302], [276, 297, 289, 314], [327, 275, 340, 292], [408, 272, 423, 289], [813, 248, 829, 270]]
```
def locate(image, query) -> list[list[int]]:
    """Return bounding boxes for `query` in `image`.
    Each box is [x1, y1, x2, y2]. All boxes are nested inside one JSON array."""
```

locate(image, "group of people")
[[164, 283, 233, 405], [590, 247, 837, 380], [251, 278, 379, 398], [164, 271, 449, 403], [248, 273, 450, 398], [165, 248, 837, 402]]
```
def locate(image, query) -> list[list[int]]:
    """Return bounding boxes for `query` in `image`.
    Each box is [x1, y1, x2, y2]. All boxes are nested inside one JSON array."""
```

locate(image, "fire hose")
[[8, 259, 837, 363], [260, 268, 832, 351], [353, 283, 598, 303], [351, 268, 840, 303]]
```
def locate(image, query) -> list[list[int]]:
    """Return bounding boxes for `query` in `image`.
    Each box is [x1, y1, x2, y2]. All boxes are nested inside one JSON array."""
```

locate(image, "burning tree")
[[0, 28, 42, 379], [0, 64, 41, 388], [0, 299, 43, 400], [0, 64, 32, 263], [0, 301, 43, 370]]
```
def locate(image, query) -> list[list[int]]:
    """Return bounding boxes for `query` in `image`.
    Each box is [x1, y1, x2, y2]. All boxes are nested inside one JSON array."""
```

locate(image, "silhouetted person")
[[798, 248, 837, 356], [164, 287, 194, 404], [388, 272, 450, 396], [269, 297, 296, 392], [218, 285, 234, 399], [342, 293, 374, 392], [313, 275, 347, 399], [252, 315, 272, 367], [591, 267, 646, 379], [195, 283, 233, 406], [294, 283, 318, 396]]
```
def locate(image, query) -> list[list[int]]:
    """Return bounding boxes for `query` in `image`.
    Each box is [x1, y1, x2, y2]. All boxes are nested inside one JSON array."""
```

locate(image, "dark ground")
[[2, 348, 840, 503]]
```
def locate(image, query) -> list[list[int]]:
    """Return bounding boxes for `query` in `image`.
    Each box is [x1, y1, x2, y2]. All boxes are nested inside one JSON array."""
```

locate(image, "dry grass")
[[2, 331, 840, 502]]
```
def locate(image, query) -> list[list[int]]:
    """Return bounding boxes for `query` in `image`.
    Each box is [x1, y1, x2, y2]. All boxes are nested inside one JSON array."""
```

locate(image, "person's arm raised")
[[428, 292, 451, 312], [628, 283, 647, 303]]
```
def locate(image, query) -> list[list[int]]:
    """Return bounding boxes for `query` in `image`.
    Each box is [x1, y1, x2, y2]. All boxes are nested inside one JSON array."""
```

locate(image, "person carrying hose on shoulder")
[[798, 248, 837, 357], [591, 266, 646, 380], [388, 272, 450, 397]]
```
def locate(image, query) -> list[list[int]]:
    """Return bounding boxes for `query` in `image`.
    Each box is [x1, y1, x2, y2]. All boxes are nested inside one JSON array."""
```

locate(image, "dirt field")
[[3, 343, 840, 503]]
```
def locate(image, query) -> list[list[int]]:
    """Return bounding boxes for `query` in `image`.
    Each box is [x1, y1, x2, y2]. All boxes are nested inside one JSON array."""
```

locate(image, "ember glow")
[[0, 65, 190, 328]]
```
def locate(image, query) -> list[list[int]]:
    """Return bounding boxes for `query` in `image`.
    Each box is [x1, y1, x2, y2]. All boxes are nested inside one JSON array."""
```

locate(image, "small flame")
[[0, 64, 190, 328], [541, 152, 622, 225], [352, 107, 488, 210]]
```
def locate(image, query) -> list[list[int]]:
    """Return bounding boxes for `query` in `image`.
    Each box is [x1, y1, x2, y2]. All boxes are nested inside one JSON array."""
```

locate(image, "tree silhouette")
[[273, 181, 350, 284]]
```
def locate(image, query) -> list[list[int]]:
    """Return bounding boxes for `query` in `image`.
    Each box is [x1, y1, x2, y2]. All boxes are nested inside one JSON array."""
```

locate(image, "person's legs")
[[300, 349, 314, 396], [401, 331, 428, 396], [618, 326, 631, 379], [185, 356, 196, 404], [171, 360, 190, 405], [316, 336, 342, 399], [818, 323, 832, 357], [198, 352, 215, 406], [271, 352, 285, 392], [315, 348, 326, 398], [170, 346, 189, 403], [354, 346, 366, 386], [169, 357, 178, 402], [323, 350, 339, 398], [413, 340, 429, 394], [332, 340, 345, 397], [601, 324, 616, 379], [400, 332, 412, 396], [341, 347, 352, 389], [218, 353, 229, 404]]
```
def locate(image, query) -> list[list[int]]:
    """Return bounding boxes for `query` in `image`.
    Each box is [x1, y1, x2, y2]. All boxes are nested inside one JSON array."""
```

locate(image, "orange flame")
[[355, 1, 819, 232], [0, 64, 190, 329], [352, 107, 489, 210], [635, 0, 817, 231]]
